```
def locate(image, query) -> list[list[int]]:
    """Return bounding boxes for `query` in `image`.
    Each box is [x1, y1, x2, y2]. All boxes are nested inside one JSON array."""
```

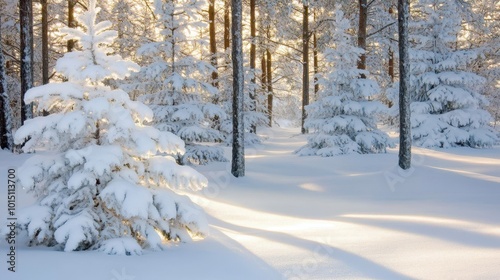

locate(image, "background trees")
[[0, 0, 498, 151], [296, 6, 391, 156]]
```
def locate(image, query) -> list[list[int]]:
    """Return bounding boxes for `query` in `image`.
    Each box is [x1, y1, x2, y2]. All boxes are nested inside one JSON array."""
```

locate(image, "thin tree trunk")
[[224, 0, 230, 52], [0, 18, 13, 150], [231, 0, 245, 177], [358, 0, 367, 78], [41, 0, 49, 85], [67, 0, 77, 52], [389, 50, 394, 82], [20, 0, 34, 123], [388, 6, 395, 83], [398, 0, 411, 170], [266, 47, 273, 127], [209, 0, 218, 88], [249, 0, 257, 133], [261, 53, 268, 125], [301, 3, 309, 134], [313, 26, 319, 98]]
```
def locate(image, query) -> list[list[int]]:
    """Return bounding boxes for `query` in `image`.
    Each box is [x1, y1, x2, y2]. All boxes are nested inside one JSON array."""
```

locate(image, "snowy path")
[[195, 127, 500, 280], [1, 127, 500, 279]]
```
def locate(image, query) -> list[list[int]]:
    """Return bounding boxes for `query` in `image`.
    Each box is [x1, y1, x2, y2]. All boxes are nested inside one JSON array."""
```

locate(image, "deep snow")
[[1, 126, 500, 279]]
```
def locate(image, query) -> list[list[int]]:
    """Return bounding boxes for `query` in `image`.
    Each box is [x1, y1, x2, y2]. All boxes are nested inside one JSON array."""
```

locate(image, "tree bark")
[[209, 0, 218, 88], [20, 0, 34, 123], [41, 0, 49, 85], [224, 0, 230, 52], [301, 3, 309, 134], [313, 27, 319, 98], [261, 52, 267, 92], [67, 0, 77, 52], [398, 0, 411, 170], [357, 0, 367, 78], [266, 47, 273, 127], [0, 19, 13, 150], [388, 6, 395, 83], [231, 0, 245, 177], [249, 0, 257, 133]]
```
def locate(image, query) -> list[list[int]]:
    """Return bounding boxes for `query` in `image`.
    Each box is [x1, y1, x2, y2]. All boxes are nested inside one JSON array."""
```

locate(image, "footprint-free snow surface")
[[1, 127, 500, 279]]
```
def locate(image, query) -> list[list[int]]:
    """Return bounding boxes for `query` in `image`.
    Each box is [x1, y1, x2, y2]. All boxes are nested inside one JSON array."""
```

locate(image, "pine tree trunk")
[[41, 0, 49, 85], [0, 17, 13, 151], [67, 0, 77, 52], [261, 53, 270, 126], [0, 19, 9, 150], [209, 0, 218, 89], [357, 0, 367, 78], [398, 0, 411, 170], [388, 7, 395, 84], [313, 28, 319, 98], [20, 0, 34, 123], [224, 0, 230, 52], [266, 47, 273, 127], [301, 3, 309, 134], [249, 0, 257, 133], [231, 0, 245, 177]]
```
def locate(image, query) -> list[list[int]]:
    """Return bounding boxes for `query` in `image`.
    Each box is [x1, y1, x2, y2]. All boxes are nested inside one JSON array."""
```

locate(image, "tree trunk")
[[398, 0, 411, 170], [20, 0, 34, 123], [261, 54, 267, 93], [388, 6, 395, 83], [261, 53, 269, 126], [357, 0, 367, 78], [224, 0, 230, 52], [67, 0, 77, 52], [266, 47, 273, 127], [209, 0, 218, 88], [249, 0, 257, 133], [313, 26, 319, 98], [301, 3, 309, 134], [231, 0, 245, 177], [0, 19, 13, 150], [41, 0, 49, 85]]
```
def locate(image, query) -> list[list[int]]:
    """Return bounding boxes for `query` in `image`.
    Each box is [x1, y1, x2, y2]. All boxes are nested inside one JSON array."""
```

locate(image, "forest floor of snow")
[[1, 126, 500, 280]]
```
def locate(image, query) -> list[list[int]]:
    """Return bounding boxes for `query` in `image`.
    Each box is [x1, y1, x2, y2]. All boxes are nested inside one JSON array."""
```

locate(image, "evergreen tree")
[[13, 0, 208, 255], [409, 0, 497, 148], [297, 6, 392, 156], [135, 0, 227, 165]]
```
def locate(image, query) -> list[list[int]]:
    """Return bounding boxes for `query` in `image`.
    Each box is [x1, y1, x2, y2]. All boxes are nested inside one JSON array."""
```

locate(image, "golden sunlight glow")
[[429, 166, 500, 184], [298, 183, 325, 192], [412, 148, 500, 165]]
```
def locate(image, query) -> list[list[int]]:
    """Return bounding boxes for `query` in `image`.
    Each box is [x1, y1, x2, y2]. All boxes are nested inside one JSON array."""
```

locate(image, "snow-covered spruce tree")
[[134, 0, 227, 165], [408, 0, 497, 148], [11, 0, 208, 255], [296, 6, 391, 156]]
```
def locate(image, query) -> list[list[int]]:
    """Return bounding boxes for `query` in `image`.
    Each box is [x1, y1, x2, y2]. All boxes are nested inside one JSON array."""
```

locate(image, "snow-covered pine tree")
[[11, 0, 209, 255], [134, 0, 227, 165], [408, 0, 498, 148], [296, 6, 391, 156]]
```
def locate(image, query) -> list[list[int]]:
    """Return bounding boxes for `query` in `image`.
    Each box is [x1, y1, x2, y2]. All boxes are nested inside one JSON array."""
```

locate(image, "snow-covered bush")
[[10, 0, 208, 255], [408, 0, 498, 148], [297, 6, 392, 156]]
